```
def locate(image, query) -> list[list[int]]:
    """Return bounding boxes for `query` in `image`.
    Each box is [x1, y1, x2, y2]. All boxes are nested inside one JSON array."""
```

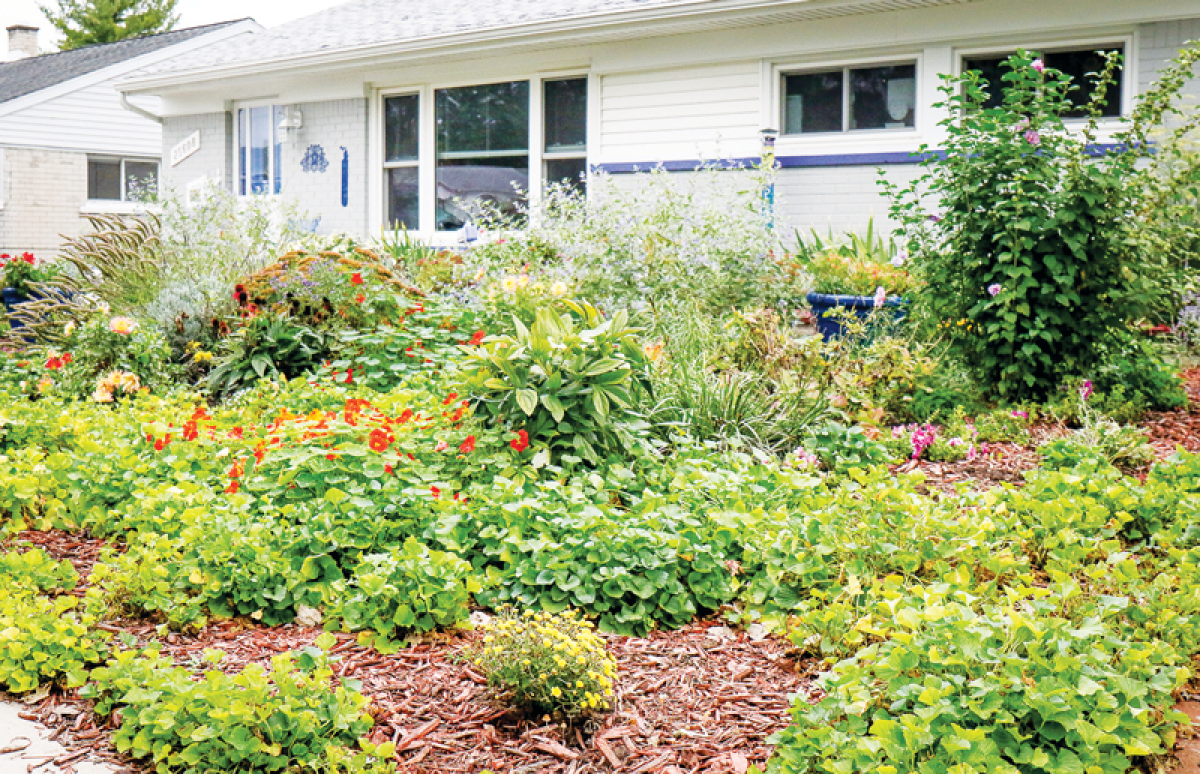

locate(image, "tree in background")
[[38, 0, 178, 50]]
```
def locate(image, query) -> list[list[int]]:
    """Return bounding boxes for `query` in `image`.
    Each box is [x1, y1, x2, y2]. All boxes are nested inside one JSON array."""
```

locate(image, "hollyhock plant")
[[882, 46, 1196, 401]]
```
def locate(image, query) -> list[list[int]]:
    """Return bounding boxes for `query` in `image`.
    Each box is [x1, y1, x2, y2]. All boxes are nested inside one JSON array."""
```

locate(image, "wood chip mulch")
[[5, 528, 815, 774], [1143, 367, 1200, 460]]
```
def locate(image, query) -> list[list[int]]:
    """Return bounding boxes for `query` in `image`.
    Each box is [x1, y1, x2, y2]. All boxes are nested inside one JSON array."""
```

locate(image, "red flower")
[[228, 426, 244, 439], [154, 435, 169, 452], [253, 444, 266, 464], [62, 353, 73, 364], [397, 408, 414, 424], [469, 330, 486, 345], [442, 393, 458, 405], [510, 429, 530, 452], [434, 440, 449, 453], [326, 452, 339, 461], [369, 428, 392, 452], [459, 435, 476, 454], [226, 481, 240, 494], [45, 357, 62, 370], [351, 272, 364, 285], [384, 464, 394, 475], [342, 368, 354, 385], [355, 293, 365, 304], [228, 460, 244, 479], [430, 485, 440, 499], [182, 421, 198, 441], [20, 252, 35, 265]]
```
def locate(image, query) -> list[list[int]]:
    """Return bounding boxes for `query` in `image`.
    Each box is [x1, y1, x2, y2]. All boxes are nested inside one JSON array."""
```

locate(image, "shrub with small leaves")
[[466, 608, 616, 720]]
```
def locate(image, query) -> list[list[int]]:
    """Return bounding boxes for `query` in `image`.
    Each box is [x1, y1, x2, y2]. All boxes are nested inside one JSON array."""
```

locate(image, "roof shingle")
[[0, 20, 245, 105], [136, 0, 710, 77]]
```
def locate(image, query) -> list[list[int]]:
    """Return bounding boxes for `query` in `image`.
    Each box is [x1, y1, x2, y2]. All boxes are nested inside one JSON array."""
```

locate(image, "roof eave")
[[119, 0, 961, 94]]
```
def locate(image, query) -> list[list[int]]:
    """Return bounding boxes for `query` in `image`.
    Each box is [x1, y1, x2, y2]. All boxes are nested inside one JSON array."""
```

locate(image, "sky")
[[1, 0, 348, 52]]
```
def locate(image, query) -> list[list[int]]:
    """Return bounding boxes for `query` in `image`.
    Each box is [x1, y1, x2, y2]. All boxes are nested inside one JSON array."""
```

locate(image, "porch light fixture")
[[277, 108, 303, 142]]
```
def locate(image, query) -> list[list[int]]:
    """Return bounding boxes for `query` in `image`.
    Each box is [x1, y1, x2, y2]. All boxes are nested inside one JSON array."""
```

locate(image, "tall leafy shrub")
[[885, 47, 1200, 400]]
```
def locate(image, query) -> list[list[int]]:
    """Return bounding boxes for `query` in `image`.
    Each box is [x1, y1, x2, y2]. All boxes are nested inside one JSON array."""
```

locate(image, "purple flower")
[[928, 214, 941, 223], [988, 283, 1002, 297], [891, 251, 907, 267], [1024, 130, 1041, 146], [1080, 380, 1093, 401], [1032, 59, 1045, 73], [874, 286, 887, 309]]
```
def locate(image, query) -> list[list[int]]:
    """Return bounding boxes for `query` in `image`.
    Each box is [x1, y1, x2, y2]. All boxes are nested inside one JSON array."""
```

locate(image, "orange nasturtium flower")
[[369, 428, 392, 452], [459, 435, 476, 454]]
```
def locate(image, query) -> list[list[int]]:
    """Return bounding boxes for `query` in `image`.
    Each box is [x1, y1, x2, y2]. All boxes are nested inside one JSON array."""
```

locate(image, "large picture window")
[[963, 44, 1125, 117], [435, 81, 530, 231], [87, 157, 158, 201], [783, 63, 916, 135], [237, 105, 283, 196], [384, 94, 420, 230]]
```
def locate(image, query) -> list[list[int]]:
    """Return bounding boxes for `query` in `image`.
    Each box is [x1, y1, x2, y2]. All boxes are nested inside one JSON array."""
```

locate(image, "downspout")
[[120, 92, 162, 124]]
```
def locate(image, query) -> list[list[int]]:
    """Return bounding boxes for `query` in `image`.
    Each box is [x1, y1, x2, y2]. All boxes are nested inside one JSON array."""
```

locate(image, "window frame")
[[233, 100, 284, 198], [775, 54, 922, 139], [85, 155, 160, 204], [382, 91, 422, 231], [955, 34, 1135, 123], [374, 68, 591, 239]]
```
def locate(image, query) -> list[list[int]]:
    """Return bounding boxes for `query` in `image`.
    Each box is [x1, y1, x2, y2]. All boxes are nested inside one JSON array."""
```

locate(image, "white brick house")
[[0, 19, 259, 257], [118, 0, 1200, 243]]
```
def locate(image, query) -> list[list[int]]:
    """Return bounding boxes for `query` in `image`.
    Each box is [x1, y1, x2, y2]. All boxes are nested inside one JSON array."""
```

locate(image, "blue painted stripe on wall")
[[594, 144, 1129, 174]]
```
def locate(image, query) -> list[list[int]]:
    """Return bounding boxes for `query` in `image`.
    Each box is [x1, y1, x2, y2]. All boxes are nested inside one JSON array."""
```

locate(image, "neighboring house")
[[117, 0, 1200, 244], [0, 19, 261, 257]]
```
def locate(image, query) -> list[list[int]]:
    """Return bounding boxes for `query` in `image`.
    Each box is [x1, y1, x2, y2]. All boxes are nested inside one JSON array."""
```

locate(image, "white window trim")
[[374, 69, 590, 242], [770, 51, 925, 156], [0, 147, 6, 211], [380, 91, 421, 232], [233, 99, 284, 198], [955, 32, 1136, 139], [85, 155, 160, 205]]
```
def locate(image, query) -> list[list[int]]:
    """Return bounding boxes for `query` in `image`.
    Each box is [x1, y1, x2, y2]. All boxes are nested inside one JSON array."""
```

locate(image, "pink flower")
[[1080, 380, 1093, 401], [1011, 410, 1028, 419], [873, 287, 887, 309], [1032, 59, 1045, 73], [1024, 130, 1041, 146], [988, 284, 1002, 297]]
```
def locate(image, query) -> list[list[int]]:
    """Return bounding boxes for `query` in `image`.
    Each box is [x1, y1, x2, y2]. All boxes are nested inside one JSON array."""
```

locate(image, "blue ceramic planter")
[[2, 288, 30, 329], [807, 291, 907, 341]]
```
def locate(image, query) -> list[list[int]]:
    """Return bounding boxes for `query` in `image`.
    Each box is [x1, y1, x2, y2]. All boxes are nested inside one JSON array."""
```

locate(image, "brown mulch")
[[1143, 367, 1200, 460], [6, 527, 814, 774]]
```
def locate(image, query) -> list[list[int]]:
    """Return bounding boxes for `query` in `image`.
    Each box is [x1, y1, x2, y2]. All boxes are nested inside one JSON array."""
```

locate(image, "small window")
[[237, 105, 283, 196], [384, 94, 420, 230], [87, 157, 159, 201], [963, 44, 1124, 117], [543, 77, 588, 192], [435, 80, 530, 231], [783, 63, 916, 134]]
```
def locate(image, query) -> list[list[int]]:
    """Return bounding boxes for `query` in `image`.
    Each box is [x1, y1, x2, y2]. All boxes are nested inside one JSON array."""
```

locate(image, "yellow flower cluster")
[[469, 607, 617, 719], [938, 318, 977, 333], [92, 371, 141, 403], [187, 343, 214, 363]]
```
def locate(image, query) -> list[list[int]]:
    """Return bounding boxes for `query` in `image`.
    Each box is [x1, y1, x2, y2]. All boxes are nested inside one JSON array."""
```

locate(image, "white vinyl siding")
[[599, 62, 762, 164], [0, 77, 162, 157]]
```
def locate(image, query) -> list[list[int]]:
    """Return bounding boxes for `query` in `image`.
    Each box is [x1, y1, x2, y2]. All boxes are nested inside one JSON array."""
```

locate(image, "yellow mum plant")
[[466, 607, 616, 720]]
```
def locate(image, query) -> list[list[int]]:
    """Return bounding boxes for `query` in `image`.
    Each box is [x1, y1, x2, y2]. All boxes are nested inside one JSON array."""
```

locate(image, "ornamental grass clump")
[[468, 608, 616, 721]]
